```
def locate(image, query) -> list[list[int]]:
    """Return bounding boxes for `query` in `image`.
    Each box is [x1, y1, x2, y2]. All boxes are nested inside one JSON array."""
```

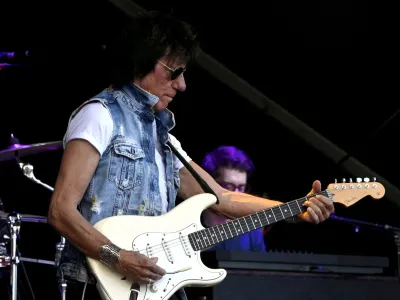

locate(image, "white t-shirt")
[[63, 102, 191, 213]]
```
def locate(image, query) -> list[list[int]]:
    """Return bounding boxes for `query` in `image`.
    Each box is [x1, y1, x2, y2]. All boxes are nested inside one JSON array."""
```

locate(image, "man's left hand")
[[297, 180, 335, 224]]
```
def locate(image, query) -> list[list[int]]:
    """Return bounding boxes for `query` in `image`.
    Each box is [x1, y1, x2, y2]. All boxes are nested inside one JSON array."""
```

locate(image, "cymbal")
[[0, 141, 62, 163], [0, 211, 47, 223]]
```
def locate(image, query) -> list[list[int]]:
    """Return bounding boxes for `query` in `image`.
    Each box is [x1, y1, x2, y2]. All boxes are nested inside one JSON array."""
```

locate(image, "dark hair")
[[201, 146, 255, 178], [108, 10, 199, 86]]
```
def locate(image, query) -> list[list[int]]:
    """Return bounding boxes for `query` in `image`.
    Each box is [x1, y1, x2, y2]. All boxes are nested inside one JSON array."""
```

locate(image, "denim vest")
[[59, 83, 185, 298]]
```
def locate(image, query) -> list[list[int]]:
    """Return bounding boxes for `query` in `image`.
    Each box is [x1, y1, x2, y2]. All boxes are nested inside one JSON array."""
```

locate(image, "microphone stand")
[[330, 214, 400, 232], [18, 161, 67, 300], [330, 214, 400, 277]]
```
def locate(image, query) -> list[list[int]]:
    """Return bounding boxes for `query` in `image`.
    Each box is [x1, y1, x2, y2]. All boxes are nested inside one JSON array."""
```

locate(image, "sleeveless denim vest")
[[59, 83, 185, 298]]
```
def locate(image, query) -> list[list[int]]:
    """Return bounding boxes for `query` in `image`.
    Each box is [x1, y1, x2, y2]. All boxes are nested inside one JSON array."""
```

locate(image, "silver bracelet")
[[99, 242, 122, 268]]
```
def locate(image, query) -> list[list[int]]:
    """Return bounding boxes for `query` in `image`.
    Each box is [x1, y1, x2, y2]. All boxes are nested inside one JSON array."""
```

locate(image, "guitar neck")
[[189, 190, 330, 251]]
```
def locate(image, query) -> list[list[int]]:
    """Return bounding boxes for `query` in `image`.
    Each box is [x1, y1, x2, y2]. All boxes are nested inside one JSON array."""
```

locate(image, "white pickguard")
[[87, 193, 227, 300]]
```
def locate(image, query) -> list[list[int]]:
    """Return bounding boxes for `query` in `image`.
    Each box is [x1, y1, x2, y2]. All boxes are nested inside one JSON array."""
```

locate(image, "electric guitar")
[[86, 178, 385, 300]]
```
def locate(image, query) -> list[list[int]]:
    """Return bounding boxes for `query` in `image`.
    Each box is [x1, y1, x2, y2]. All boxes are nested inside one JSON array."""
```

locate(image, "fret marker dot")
[[284, 210, 287, 212], [268, 215, 271, 217]]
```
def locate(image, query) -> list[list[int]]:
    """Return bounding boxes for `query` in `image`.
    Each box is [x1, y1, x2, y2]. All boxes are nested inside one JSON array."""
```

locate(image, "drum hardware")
[[0, 233, 10, 268], [1, 232, 57, 269], [0, 134, 65, 299], [0, 255, 10, 267], [0, 217, 9, 269], [19, 162, 55, 192], [55, 237, 67, 300], [7, 212, 21, 300], [0, 133, 62, 163], [0, 211, 45, 300], [16, 153, 68, 300], [0, 211, 47, 223], [17, 159, 67, 263], [1, 213, 34, 300], [19, 257, 55, 266]]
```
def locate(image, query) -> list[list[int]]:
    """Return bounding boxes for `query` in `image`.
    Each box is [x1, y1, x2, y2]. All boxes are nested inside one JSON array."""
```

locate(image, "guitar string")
[[131, 193, 322, 256], [132, 204, 303, 256], [131, 191, 329, 256], [134, 209, 295, 257], [132, 211, 279, 255], [138, 186, 382, 257], [123, 184, 374, 255]]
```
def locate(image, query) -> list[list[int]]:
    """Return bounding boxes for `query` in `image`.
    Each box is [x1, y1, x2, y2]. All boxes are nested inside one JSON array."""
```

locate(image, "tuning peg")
[[349, 178, 353, 183], [356, 177, 362, 183], [364, 177, 370, 182], [373, 177, 377, 182], [342, 178, 346, 183], [334, 178, 337, 183]]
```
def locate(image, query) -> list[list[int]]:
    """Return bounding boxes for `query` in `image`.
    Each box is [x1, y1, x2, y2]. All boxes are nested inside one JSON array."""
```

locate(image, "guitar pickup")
[[146, 244, 153, 258], [179, 233, 191, 257], [162, 238, 174, 263]]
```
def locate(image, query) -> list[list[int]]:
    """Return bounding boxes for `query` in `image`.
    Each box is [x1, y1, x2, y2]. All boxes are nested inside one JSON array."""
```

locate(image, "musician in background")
[[201, 146, 266, 252], [47, 10, 334, 300]]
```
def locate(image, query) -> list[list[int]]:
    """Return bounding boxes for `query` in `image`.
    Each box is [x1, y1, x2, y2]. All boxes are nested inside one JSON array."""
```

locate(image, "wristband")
[[99, 242, 122, 268]]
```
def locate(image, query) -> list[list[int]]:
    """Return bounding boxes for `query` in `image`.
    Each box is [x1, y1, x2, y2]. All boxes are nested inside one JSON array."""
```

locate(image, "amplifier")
[[201, 250, 390, 275], [184, 251, 399, 300]]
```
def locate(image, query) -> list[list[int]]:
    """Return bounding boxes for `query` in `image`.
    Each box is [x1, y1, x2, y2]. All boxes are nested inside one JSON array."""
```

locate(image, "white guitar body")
[[87, 193, 226, 300]]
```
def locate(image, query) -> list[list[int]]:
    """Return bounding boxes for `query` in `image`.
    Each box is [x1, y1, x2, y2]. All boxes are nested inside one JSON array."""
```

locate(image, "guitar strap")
[[166, 141, 219, 300], [167, 141, 220, 204]]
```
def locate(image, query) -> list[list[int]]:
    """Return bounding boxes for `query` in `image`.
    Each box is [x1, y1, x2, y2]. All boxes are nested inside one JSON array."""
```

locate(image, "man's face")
[[215, 167, 247, 192], [134, 57, 187, 111]]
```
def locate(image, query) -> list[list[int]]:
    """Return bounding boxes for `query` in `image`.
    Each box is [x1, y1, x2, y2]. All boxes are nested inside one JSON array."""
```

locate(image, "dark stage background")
[[0, 0, 399, 299]]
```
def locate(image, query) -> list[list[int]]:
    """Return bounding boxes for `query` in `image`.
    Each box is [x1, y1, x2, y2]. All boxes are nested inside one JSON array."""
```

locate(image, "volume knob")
[[150, 284, 158, 293]]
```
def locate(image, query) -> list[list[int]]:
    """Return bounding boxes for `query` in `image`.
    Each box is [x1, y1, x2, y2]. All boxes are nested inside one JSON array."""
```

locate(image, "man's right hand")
[[117, 250, 166, 284]]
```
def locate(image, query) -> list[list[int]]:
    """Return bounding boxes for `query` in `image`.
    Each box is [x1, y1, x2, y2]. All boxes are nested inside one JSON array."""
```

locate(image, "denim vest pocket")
[[108, 142, 145, 190]]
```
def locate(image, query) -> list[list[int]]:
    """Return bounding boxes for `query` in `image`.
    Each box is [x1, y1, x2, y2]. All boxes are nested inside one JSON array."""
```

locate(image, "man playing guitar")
[[48, 11, 334, 300]]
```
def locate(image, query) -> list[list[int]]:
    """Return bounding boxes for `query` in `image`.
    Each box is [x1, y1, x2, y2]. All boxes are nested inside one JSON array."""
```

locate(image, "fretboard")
[[188, 190, 330, 251]]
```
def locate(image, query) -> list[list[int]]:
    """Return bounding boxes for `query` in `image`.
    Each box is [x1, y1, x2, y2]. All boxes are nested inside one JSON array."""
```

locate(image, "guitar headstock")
[[326, 177, 385, 207]]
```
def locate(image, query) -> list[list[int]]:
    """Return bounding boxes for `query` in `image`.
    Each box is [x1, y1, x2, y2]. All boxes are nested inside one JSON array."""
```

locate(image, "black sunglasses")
[[158, 60, 186, 80]]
